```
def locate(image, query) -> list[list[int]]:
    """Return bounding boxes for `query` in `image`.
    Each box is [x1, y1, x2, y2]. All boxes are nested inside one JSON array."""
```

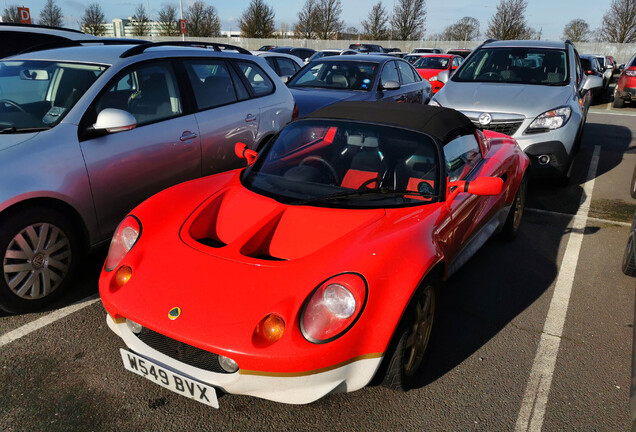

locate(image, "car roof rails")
[[120, 41, 252, 58], [0, 22, 85, 34], [17, 39, 146, 55]]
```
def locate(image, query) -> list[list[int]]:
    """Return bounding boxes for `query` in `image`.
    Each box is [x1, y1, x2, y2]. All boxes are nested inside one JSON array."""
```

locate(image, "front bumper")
[[522, 140, 570, 178], [106, 314, 382, 405]]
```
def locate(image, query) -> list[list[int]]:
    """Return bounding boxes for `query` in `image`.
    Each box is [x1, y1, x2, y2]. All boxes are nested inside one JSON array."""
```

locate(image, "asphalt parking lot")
[[1, 86, 635, 431]]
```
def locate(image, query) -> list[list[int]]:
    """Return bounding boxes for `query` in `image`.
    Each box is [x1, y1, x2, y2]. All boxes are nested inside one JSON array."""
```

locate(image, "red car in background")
[[614, 53, 636, 108], [413, 54, 463, 94]]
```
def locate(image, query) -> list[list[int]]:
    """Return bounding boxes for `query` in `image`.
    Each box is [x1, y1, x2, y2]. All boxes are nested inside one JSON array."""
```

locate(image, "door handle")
[[180, 131, 197, 142], [245, 114, 257, 122]]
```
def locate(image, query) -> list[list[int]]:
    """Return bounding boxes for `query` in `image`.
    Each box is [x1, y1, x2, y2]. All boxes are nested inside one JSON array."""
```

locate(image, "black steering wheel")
[[0, 99, 27, 113], [299, 156, 339, 184], [477, 72, 501, 81]]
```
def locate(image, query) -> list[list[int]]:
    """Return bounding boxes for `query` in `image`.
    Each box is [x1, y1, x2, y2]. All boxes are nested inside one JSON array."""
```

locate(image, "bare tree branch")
[[81, 3, 106, 36], [39, 0, 64, 27], [131, 4, 150, 36], [486, 0, 534, 40], [562, 19, 589, 42], [315, 0, 344, 40], [361, 2, 389, 40], [184, 1, 221, 37], [239, 0, 275, 38], [391, 0, 427, 41], [601, 0, 636, 43], [293, 0, 319, 39], [441, 16, 479, 41], [157, 4, 180, 36]]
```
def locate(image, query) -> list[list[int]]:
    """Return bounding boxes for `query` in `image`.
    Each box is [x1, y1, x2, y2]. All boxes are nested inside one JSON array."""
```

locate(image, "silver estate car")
[[431, 40, 602, 181], [0, 42, 294, 313]]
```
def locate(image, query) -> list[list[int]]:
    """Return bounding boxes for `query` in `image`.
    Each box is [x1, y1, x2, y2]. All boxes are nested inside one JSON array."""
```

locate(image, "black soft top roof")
[[305, 102, 476, 144]]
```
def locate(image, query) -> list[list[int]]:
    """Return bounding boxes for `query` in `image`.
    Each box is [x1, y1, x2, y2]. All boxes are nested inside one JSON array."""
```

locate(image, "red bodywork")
[[414, 55, 460, 94], [100, 129, 528, 376], [615, 64, 636, 105]]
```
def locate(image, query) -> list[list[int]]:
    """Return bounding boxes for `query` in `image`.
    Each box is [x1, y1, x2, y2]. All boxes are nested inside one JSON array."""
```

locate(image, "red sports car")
[[99, 102, 529, 408], [413, 54, 463, 93]]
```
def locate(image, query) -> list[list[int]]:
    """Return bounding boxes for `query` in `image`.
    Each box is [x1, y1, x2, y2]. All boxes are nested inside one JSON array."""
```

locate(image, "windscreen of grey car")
[[453, 47, 569, 85], [0, 60, 106, 132], [288, 61, 378, 91]]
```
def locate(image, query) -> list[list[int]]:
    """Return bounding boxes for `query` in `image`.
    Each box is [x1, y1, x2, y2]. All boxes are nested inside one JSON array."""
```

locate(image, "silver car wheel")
[[3, 223, 71, 300]]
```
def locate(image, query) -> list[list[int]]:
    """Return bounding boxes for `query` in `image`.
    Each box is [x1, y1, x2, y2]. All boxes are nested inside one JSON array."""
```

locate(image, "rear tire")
[[501, 175, 527, 240], [613, 97, 625, 108], [0, 207, 82, 313], [382, 277, 439, 391]]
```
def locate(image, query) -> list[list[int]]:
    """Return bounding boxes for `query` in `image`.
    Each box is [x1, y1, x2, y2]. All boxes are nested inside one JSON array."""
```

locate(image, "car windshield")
[[0, 60, 106, 132], [309, 51, 340, 62], [242, 119, 441, 208], [288, 61, 378, 91], [453, 47, 569, 85], [413, 56, 450, 70]]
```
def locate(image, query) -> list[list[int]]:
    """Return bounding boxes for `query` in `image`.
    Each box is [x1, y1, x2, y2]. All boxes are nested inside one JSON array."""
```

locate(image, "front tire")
[[613, 96, 625, 108], [382, 278, 438, 391], [501, 175, 527, 240], [0, 207, 82, 313]]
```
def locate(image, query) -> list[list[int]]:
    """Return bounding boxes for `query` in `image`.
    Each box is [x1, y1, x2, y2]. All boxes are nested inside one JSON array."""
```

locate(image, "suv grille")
[[473, 121, 523, 136], [135, 328, 231, 374]]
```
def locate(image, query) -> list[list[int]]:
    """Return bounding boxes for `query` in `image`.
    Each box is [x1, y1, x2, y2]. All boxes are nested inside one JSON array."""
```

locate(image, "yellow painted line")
[[239, 352, 383, 377]]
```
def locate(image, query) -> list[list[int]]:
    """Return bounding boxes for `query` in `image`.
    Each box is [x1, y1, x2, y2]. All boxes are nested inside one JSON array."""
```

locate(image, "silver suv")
[[431, 40, 602, 181], [0, 41, 294, 313]]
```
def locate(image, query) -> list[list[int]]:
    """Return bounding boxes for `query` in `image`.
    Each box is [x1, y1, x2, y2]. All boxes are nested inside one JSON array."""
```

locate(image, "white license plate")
[[120, 348, 219, 408]]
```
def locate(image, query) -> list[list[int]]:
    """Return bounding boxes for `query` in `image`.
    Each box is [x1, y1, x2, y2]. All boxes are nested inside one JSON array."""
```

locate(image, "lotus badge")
[[168, 307, 181, 320]]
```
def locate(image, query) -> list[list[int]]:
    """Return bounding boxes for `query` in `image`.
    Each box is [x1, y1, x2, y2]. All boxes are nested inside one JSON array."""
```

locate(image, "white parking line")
[[589, 109, 636, 117], [526, 207, 632, 227], [515, 145, 601, 432], [0, 295, 100, 348]]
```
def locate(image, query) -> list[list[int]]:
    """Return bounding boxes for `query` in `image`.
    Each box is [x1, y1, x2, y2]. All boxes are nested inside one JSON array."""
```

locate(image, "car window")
[[236, 61, 275, 97], [397, 61, 418, 83], [573, 49, 582, 86], [0, 31, 69, 59], [264, 56, 277, 71], [380, 61, 399, 86], [443, 134, 482, 182], [276, 57, 298, 76], [289, 61, 377, 91], [97, 61, 182, 126], [184, 59, 239, 110], [452, 57, 462, 68]]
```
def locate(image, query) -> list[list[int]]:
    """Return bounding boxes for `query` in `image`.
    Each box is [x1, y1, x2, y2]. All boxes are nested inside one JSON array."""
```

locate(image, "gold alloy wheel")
[[3, 223, 72, 300], [403, 284, 435, 377]]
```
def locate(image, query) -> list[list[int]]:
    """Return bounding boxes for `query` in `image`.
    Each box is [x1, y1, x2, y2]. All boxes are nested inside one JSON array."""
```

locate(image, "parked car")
[[447, 48, 472, 58], [613, 52, 636, 108], [413, 54, 463, 93], [593, 54, 613, 88], [287, 55, 432, 116], [307, 49, 359, 62], [622, 163, 636, 276], [251, 50, 304, 80], [431, 40, 602, 182], [0, 41, 294, 313], [412, 48, 444, 54], [270, 47, 316, 63], [99, 101, 529, 407], [404, 53, 427, 64], [349, 43, 384, 53], [0, 22, 97, 59], [258, 45, 277, 51], [580, 54, 606, 102]]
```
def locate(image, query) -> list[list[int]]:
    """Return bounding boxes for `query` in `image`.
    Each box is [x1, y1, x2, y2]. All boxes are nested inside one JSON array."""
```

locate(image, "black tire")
[[501, 175, 527, 240], [382, 277, 439, 391], [613, 97, 624, 108], [0, 207, 82, 313], [622, 233, 636, 277]]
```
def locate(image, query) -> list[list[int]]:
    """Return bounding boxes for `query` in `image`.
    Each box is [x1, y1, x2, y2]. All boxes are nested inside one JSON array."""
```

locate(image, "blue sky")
[[12, 0, 613, 41]]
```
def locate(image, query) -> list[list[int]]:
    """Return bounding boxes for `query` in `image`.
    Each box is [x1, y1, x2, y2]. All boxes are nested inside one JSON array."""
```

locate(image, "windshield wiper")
[[0, 126, 50, 134], [291, 188, 434, 206]]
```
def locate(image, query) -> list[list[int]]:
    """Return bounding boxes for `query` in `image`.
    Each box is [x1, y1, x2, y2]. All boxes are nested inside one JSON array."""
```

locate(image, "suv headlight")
[[527, 107, 571, 131]]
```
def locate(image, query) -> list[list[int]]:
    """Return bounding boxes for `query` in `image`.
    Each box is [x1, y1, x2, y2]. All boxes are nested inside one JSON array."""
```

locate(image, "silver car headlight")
[[527, 106, 572, 131]]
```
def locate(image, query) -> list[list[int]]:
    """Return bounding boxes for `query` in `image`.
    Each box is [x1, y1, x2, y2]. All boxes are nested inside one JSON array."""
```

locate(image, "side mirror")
[[93, 108, 136, 133], [437, 70, 450, 84], [281, 75, 290, 84], [582, 74, 603, 91], [381, 80, 400, 91], [235, 142, 258, 166], [447, 177, 503, 201]]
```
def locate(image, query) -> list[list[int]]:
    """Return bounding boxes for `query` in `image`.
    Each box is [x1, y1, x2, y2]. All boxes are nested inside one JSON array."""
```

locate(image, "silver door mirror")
[[281, 75, 290, 84], [381, 80, 400, 91], [93, 108, 137, 133], [583, 74, 603, 91], [437, 70, 450, 84]]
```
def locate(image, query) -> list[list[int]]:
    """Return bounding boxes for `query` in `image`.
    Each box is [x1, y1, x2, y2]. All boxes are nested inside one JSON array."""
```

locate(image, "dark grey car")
[[288, 55, 432, 117]]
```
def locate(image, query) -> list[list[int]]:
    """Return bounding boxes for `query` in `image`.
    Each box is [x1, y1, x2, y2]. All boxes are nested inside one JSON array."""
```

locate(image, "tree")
[[2, 5, 20, 23], [293, 0, 319, 38], [157, 4, 180, 36], [441, 16, 479, 41], [485, 0, 533, 40], [238, 0, 275, 38], [562, 19, 589, 42], [391, 0, 427, 41], [315, 0, 344, 40], [39, 0, 64, 27], [184, 1, 221, 37], [81, 3, 106, 36], [131, 4, 150, 36], [361, 2, 389, 40], [601, 0, 636, 43]]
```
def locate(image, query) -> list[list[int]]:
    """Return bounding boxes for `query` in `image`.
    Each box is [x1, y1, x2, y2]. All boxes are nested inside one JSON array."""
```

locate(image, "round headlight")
[[323, 284, 356, 319], [126, 319, 142, 334], [218, 355, 239, 373]]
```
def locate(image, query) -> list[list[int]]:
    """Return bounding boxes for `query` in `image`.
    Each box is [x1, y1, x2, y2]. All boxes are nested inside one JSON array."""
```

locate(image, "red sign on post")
[[179, 19, 187, 35], [18, 7, 31, 24]]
